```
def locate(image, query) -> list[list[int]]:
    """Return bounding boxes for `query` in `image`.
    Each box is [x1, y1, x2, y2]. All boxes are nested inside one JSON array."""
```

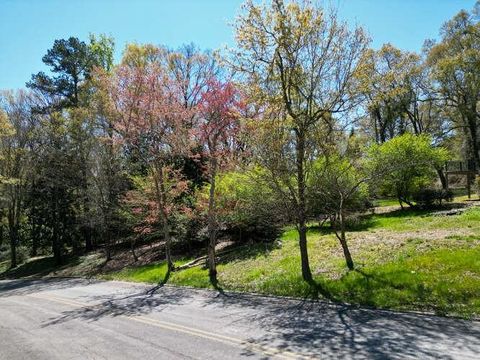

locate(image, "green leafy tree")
[[356, 44, 451, 187], [27, 37, 91, 109], [27, 35, 114, 110], [26, 35, 116, 257], [308, 154, 371, 270], [0, 91, 36, 268], [427, 3, 480, 169], [32, 112, 79, 265], [367, 133, 449, 208], [233, 0, 368, 283], [197, 169, 284, 245], [356, 44, 419, 143]]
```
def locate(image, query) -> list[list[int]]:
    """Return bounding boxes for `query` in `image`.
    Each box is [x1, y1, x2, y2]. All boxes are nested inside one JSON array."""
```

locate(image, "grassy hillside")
[[102, 205, 480, 318]]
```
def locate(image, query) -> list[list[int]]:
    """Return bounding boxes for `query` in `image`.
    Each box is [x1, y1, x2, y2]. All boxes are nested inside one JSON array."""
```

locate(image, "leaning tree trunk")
[[296, 131, 313, 283], [436, 167, 448, 190], [337, 201, 354, 270], [207, 157, 218, 284]]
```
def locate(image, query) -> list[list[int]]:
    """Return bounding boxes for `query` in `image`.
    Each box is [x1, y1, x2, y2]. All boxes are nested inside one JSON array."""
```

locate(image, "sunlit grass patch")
[[323, 247, 480, 317], [374, 198, 399, 207], [0, 260, 9, 274]]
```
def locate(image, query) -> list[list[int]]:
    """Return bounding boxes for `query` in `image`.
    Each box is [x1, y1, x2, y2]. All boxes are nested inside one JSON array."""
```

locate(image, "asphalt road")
[[0, 278, 479, 359]]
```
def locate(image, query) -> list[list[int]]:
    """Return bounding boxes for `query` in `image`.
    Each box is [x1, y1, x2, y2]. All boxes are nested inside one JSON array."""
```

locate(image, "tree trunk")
[[82, 161, 93, 253], [298, 222, 312, 282], [153, 165, 173, 272], [105, 231, 112, 261], [466, 113, 480, 172], [207, 157, 218, 284], [30, 179, 38, 257], [296, 130, 313, 283], [8, 191, 21, 269], [397, 189, 405, 209], [52, 191, 63, 266], [8, 209, 17, 269], [85, 229, 93, 252], [130, 236, 138, 262], [30, 215, 38, 257], [436, 167, 448, 190], [82, 193, 93, 253], [0, 225, 3, 252], [9, 233, 17, 269], [338, 207, 354, 270], [162, 214, 173, 271], [471, 134, 480, 173]]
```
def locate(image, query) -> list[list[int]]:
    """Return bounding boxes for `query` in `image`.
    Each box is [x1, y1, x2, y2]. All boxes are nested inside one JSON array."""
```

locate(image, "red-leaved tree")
[[100, 52, 193, 271], [197, 78, 244, 284]]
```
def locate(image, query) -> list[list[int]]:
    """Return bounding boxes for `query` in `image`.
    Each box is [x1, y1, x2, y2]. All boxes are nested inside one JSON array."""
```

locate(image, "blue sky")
[[0, 0, 475, 90]]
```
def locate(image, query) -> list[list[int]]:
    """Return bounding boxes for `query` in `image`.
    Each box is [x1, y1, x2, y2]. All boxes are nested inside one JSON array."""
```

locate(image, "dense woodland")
[[1, 0, 479, 286]]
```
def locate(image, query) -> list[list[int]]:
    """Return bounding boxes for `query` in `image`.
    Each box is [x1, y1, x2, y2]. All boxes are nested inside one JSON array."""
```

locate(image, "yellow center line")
[[27, 293, 317, 359]]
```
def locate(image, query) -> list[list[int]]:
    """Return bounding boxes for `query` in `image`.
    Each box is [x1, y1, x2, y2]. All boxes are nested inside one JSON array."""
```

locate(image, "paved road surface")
[[0, 278, 479, 359]]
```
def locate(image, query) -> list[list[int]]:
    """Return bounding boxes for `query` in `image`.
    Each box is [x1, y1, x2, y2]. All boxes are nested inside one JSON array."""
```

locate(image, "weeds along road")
[[0, 278, 479, 359]]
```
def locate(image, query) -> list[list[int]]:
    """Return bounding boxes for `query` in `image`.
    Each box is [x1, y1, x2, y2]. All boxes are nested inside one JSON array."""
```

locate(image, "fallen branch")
[[175, 255, 207, 270], [174, 244, 257, 271]]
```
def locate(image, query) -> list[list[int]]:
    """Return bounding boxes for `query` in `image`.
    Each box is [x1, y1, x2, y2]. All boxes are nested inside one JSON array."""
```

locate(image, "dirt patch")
[[325, 227, 478, 270]]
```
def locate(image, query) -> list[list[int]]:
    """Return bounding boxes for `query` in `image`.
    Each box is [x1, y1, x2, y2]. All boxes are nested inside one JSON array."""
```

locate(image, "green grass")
[[0, 260, 9, 274], [355, 206, 480, 232], [102, 259, 213, 289], [322, 246, 480, 318], [103, 207, 480, 318], [374, 198, 400, 207]]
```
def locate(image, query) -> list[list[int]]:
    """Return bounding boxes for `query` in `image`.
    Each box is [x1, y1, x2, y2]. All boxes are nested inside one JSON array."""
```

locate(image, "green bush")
[[367, 134, 450, 207], [197, 169, 284, 243], [307, 155, 372, 219], [413, 188, 454, 209]]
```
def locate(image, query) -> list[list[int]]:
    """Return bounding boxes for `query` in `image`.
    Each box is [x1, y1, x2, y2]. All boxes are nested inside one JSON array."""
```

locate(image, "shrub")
[[413, 188, 454, 209], [307, 155, 372, 219], [367, 134, 450, 207], [196, 169, 284, 243]]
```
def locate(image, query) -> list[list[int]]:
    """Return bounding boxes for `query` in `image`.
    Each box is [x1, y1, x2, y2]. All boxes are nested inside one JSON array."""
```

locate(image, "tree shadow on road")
[[198, 283, 480, 359], [40, 285, 196, 327], [0, 278, 194, 327]]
